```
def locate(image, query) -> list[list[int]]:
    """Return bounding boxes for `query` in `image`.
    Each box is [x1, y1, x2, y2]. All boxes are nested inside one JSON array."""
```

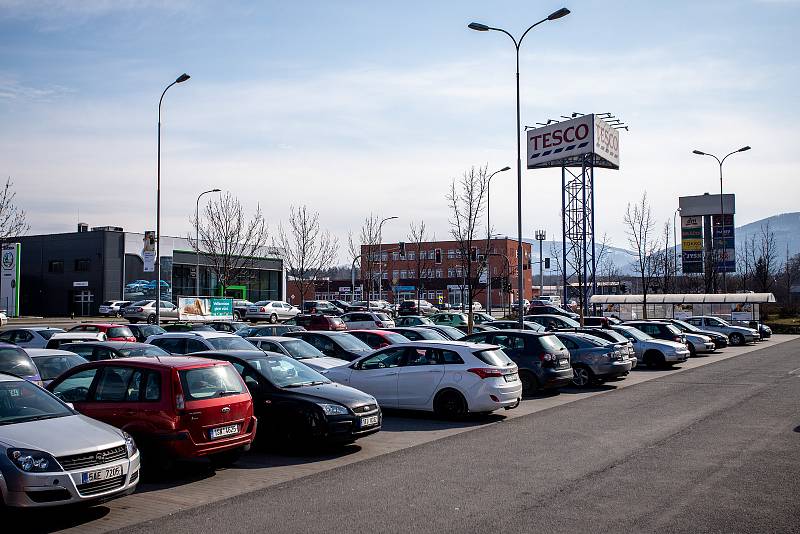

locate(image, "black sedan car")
[[285, 331, 373, 362], [126, 324, 166, 343], [58, 341, 170, 361], [236, 324, 306, 338], [667, 319, 729, 349], [385, 327, 448, 341], [205, 321, 250, 333], [484, 320, 545, 332], [190, 350, 381, 446]]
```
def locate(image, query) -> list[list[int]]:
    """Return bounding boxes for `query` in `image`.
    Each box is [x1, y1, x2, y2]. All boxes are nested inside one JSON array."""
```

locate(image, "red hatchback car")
[[47, 357, 256, 467], [293, 314, 347, 331], [69, 323, 137, 342]]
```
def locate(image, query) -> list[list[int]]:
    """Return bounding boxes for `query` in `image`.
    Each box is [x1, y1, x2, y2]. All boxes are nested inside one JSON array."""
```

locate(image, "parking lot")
[[11, 334, 796, 534]]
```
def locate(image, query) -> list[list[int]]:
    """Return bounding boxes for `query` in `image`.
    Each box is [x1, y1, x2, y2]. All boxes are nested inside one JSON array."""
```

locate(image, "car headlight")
[[7, 449, 61, 473], [122, 431, 138, 457], [318, 403, 349, 416]]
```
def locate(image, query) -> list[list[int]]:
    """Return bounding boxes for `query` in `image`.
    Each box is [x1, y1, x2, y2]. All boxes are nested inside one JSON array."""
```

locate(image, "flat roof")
[[589, 293, 776, 304]]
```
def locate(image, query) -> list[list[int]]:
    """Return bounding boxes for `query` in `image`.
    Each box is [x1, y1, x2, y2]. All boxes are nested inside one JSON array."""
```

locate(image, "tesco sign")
[[527, 114, 620, 169]]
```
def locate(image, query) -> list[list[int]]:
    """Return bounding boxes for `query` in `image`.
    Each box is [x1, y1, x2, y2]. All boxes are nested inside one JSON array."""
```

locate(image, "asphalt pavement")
[[114, 338, 800, 534]]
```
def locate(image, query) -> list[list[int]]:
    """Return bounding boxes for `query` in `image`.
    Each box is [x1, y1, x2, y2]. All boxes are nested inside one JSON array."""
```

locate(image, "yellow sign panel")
[[682, 239, 703, 251]]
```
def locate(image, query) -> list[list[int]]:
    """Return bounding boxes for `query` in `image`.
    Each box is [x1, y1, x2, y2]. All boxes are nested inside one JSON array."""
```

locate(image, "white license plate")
[[504, 373, 519, 382], [360, 415, 379, 428], [81, 464, 123, 484], [209, 424, 239, 439]]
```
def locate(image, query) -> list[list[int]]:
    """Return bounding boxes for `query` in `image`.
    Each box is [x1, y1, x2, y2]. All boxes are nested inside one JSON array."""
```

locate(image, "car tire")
[[688, 345, 697, 357], [520, 371, 540, 396], [644, 350, 666, 368], [147, 314, 157, 325], [571, 365, 594, 388], [730, 333, 744, 346], [209, 447, 244, 468], [270, 313, 278, 324], [433, 389, 468, 419], [233, 311, 242, 321]]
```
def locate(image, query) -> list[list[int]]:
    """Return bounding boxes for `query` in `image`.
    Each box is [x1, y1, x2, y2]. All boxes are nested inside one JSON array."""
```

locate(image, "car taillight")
[[260, 307, 266, 312], [467, 368, 504, 379], [375, 321, 384, 327], [674, 336, 682, 342], [540, 353, 556, 362]]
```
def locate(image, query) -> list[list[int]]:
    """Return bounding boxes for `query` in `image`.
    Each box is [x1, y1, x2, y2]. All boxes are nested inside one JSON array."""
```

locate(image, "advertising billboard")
[[178, 296, 234, 322], [526, 114, 620, 169], [0, 243, 20, 317], [143, 231, 156, 272], [680, 215, 704, 274], [713, 214, 736, 273]]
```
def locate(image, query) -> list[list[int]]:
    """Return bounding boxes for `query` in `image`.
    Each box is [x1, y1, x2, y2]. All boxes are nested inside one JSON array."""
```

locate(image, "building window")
[[435, 269, 443, 278], [392, 270, 400, 279], [392, 252, 399, 260], [48, 260, 64, 273], [407, 251, 415, 260], [435, 249, 442, 264], [74, 259, 91, 272], [447, 249, 455, 259]]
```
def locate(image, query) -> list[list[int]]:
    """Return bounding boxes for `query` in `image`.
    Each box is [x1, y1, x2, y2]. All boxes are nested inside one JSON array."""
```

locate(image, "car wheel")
[[433, 389, 468, 419], [571, 365, 594, 388], [233, 311, 242, 321], [644, 350, 666, 368], [270, 313, 278, 324], [520, 371, 540, 396], [730, 333, 744, 346], [209, 447, 244, 468], [146, 314, 157, 325], [688, 345, 697, 357]]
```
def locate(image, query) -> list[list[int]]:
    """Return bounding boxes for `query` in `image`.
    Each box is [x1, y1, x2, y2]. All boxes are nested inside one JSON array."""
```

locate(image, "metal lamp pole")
[[535, 230, 546, 297], [156, 73, 190, 324], [195, 188, 221, 296], [469, 7, 571, 327], [375, 216, 398, 309], [486, 166, 511, 313], [673, 207, 681, 291], [692, 146, 751, 293]]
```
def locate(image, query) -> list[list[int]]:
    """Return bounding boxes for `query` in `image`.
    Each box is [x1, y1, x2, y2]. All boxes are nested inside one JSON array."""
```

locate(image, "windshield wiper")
[[284, 380, 327, 388]]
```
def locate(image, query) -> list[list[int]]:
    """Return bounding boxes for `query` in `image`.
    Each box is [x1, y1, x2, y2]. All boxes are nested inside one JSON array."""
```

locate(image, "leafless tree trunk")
[[350, 214, 382, 303], [624, 192, 660, 319], [753, 222, 777, 292], [407, 220, 434, 309], [0, 178, 29, 239], [274, 205, 339, 309], [447, 165, 490, 333], [190, 192, 269, 296]]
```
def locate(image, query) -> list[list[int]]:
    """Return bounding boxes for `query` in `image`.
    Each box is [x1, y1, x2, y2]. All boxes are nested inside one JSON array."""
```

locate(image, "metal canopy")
[[589, 293, 776, 305]]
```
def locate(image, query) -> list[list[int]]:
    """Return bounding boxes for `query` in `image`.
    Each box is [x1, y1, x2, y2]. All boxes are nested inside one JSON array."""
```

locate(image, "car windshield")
[[619, 327, 652, 341], [0, 348, 39, 377], [558, 316, 581, 327], [132, 300, 153, 307], [35, 329, 64, 340], [0, 380, 73, 425], [333, 334, 372, 351], [381, 333, 408, 344], [179, 365, 245, 400], [207, 337, 256, 351], [281, 339, 326, 360], [32, 355, 88, 381], [117, 345, 169, 358], [435, 326, 465, 339], [539, 335, 567, 352], [137, 325, 166, 337], [247, 355, 330, 388], [664, 324, 682, 336], [375, 313, 391, 321], [473, 349, 514, 367], [107, 326, 134, 338]]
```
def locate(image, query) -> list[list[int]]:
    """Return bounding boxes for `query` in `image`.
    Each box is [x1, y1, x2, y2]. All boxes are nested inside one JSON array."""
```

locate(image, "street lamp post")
[[486, 166, 511, 313], [535, 230, 546, 297], [673, 207, 681, 291], [692, 146, 751, 293], [195, 188, 221, 296], [156, 73, 190, 325], [375, 216, 398, 309], [469, 7, 571, 327]]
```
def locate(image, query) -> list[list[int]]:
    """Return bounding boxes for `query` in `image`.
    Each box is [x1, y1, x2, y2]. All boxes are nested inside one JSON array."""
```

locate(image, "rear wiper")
[[216, 390, 242, 396]]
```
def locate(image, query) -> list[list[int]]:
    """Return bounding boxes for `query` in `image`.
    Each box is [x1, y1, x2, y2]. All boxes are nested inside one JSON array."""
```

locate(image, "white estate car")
[[341, 311, 396, 330], [245, 301, 300, 323], [323, 340, 521, 418]]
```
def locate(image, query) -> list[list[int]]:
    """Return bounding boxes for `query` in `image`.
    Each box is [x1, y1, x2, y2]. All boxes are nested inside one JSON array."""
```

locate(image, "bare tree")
[[349, 214, 382, 302], [753, 222, 777, 292], [407, 220, 434, 309], [274, 205, 338, 309], [0, 178, 29, 239], [447, 165, 490, 332], [623, 192, 661, 319], [190, 192, 269, 295]]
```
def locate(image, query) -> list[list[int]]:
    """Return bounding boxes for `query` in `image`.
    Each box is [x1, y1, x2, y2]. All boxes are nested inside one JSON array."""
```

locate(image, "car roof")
[[73, 323, 125, 328], [77, 356, 227, 369], [468, 329, 548, 336], [0, 372, 26, 382], [8, 326, 63, 331], [62, 341, 154, 349], [292, 330, 349, 337], [26, 349, 82, 357], [398, 340, 496, 350], [347, 329, 393, 335], [245, 336, 294, 342], [189, 350, 282, 360], [153, 331, 237, 339], [50, 332, 106, 339]]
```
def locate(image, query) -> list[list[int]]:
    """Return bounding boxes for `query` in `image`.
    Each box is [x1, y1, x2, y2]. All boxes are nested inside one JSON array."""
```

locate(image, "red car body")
[[294, 314, 347, 331], [47, 357, 257, 461], [68, 323, 137, 342]]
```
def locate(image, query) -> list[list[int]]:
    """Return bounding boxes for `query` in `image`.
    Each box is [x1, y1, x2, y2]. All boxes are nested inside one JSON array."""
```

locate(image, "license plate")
[[81, 464, 123, 484], [209, 424, 239, 439], [558, 359, 570, 368], [504, 373, 518, 382], [360, 415, 379, 428]]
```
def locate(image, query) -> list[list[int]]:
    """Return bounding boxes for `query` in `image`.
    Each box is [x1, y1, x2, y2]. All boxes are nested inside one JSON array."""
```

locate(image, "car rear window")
[[32, 355, 87, 380], [539, 335, 567, 352], [179, 365, 245, 400], [0, 348, 38, 377], [472, 349, 514, 367], [118, 345, 170, 358], [383, 333, 409, 344], [334, 334, 372, 351], [375, 313, 391, 321], [36, 329, 63, 340], [107, 327, 134, 338], [207, 336, 256, 351]]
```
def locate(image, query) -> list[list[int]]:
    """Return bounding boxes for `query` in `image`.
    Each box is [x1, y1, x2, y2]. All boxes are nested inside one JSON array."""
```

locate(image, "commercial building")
[[9, 224, 285, 317]]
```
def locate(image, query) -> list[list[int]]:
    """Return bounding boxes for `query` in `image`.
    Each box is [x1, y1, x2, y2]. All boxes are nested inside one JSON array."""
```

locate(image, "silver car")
[[27, 349, 88, 386], [0, 327, 66, 349], [98, 300, 132, 317], [245, 301, 300, 323], [612, 325, 690, 367], [685, 316, 758, 346], [0, 373, 140, 507], [553, 332, 633, 387], [121, 300, 179, 324], [246, 336, 349, 371]]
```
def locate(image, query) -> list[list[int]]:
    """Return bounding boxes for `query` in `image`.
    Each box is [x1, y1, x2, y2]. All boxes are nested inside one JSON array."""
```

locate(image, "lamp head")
[[500, 166, 511, 172], [468, 22, 490, 31], [176, 73, 190, 83], [547, 8, 571, 20], [738, 146, 751, 152], [212, 188, 221, 192], [692, 150, 705, 155]]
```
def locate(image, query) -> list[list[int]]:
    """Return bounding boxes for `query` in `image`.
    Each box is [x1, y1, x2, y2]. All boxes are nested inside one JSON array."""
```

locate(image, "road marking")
[[789, 367, 800, 375]]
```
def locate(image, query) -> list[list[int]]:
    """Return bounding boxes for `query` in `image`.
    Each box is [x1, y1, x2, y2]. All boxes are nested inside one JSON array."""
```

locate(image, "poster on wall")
[[178, 297, 233, 322], [602, 303, 620, 318], [674, 303, 694, 320], [0, 243, 20, 317], [730, 302, 752, 321], [142, 231, 156, 273]]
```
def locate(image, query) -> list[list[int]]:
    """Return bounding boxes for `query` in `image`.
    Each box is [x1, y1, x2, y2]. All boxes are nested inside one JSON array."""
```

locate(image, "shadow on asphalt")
[[379, 409, 506, 432], [558, 384, 618, 394], [794, 425, 800, 434], [6, 502, 111, 533]]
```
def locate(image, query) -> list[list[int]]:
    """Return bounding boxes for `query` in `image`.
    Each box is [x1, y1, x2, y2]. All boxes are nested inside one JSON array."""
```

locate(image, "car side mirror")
[[66, 402, 75, 409]]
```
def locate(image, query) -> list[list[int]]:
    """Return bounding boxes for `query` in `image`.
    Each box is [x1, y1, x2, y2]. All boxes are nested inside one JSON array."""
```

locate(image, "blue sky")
[[1, 0, 798, 262]]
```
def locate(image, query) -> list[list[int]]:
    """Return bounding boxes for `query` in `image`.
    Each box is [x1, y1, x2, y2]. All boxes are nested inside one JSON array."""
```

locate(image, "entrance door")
[[70, 290, 94, 316]]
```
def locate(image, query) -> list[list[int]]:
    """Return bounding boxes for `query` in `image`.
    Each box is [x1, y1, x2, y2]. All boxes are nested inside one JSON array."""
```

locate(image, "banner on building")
[[0, 243, 21, 317], [178, 296, 234, 322], [680, 215, 704, 274]]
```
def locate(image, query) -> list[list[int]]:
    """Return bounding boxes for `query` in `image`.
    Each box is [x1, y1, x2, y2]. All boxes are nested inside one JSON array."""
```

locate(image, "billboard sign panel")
[[593, 116, 620, 168], [713, 214, 736, 273], [143, 231, 156, 273], [680, 216, 704, 274], [526, 114, 620, 169], [0, 243, 20, 317], [178, 297, 234, 322]]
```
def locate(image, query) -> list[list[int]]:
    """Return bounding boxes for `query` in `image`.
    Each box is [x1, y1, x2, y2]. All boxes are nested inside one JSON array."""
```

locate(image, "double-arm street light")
[[375, 216, 399, 308], [156, 73, 190, 324], [486, 166, 511, 312], [469, 7, 571, 326], [692, 145, 751, 293], [195, 188, 221, 296]]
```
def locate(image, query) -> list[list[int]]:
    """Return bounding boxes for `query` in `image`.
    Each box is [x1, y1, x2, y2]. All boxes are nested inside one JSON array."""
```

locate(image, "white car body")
[[685, 316, 758, 345], [245, 301, 300, 323], [0, 327, 65, 349], [341, 311, 396, 330], [323, 340, 521, 414]]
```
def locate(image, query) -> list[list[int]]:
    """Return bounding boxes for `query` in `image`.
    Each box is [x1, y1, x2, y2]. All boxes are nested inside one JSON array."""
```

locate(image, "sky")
[[1, 0, 798, 264]]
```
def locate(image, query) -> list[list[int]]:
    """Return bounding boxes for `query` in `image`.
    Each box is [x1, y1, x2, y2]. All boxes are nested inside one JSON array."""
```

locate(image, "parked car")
[[395, 315, 433, 327], [60, 342, 170, 361], [236, 324, 306, 338], [552, 332, 633, 387], [0, 343, 43, 385], [341, 311, 396, 330], [162, 322, 216, 332], [346, 330, 409, 349], [626, 321, 713, 357], [454, 324, 498, 335], [397, 300, 438, 316], [245, 301, 300, 323], [189, 351, 380, 446], [0, 372, 140, 507], [330, 299, 366, 313], [146, 332, 256, 355], [48, 357, 256, 468], [204, 321, 250, 333], [462, 330, 573, 395], [98, 300, 133, 318], [416, 324, 466, 340], [285, 331, 373, 362], [300, 300, 343, 316], [666, 319, 728, 350], [730, 320, 771, 339], [385, 327, 448, 341], [27, 349, 88, 386], [430, 313, 469, 327], [126, 324, 166, 343], [611, 325, 690, 367], [484, 320, 545, 332], [581, 316, 612, 328], [232, 299, 254, 321], [122, 300, 179, 324], [323, 340, 521, 418], [245, 336, 349, 371], [526, 304, 580, 320], [524, 314, 581, 330], [560, 328, 636, 368], [45, 332, 107, 349], [68, 323, 136, 342], [471, 312, 495, 325], [0, 327, 65, 348], [685, 316, 758, 346], [293, 314, 347, 332]]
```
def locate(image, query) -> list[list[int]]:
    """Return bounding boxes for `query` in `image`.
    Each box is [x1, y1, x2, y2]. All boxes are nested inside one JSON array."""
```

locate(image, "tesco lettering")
[[529, 123, 589, 150]]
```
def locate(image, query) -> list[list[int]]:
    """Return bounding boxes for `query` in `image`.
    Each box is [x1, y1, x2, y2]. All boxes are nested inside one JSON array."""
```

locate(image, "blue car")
[[0, 343, 43, 386]]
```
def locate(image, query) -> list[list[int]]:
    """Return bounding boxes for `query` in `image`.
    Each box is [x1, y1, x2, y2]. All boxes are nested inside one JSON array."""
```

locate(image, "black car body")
[[126, 324, 167, 343], [236, 325, 306, 338], [384, 327, 448, 341], [285, 331, 373, 362], [526, 305, 580, 320], [59, 341, 169, 361], [625, 321, 687, 346], [667, 319, 728, 349], [462, 330, 572, 395], [232, 299, 254, 321], [205, 321, 250, 333], [302, 301, 344, 316], [189, 350, 381, 445], [484, 320, 545, 332]]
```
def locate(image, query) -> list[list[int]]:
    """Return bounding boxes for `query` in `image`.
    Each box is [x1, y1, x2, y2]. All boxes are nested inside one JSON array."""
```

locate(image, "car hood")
[[284, 382, 375, 408], [644, 338, 687, 351], [684, 333, 711, 342], [0, 414, 124, 456], [727, 325, 757, 335], [302, 356, 350, 369]]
